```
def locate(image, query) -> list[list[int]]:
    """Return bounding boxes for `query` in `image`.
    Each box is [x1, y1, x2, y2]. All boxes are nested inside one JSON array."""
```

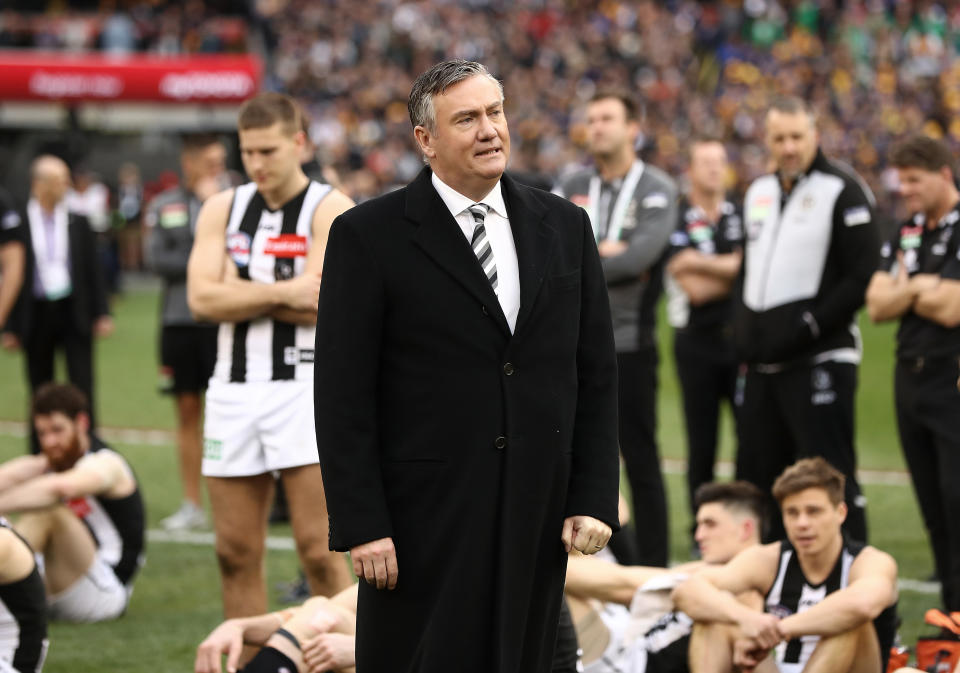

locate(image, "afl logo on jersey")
[[227, 232, 252, 267]]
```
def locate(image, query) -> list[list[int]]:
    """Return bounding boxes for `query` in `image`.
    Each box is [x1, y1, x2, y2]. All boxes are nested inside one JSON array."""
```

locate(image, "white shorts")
[[47, 555, 127, 623], [583, 603, 648, 673], [202, 379, 318, 477]]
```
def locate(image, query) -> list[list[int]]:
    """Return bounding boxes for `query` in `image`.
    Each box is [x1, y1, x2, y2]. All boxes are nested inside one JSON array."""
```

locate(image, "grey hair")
[[408, 60, 504, 131]]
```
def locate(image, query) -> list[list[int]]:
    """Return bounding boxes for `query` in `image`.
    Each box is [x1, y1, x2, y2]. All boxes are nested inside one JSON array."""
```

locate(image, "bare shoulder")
[[851, 545, 898, 578], [312, 188, 355, 231], [195, 188, 236, 232]]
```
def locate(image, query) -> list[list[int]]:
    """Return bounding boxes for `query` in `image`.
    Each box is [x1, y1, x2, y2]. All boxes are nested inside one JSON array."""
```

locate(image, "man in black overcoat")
[[314, 60, 621, 672]]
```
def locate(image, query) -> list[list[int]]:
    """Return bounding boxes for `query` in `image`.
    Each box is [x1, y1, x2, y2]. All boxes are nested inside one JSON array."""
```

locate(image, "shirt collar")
[[431, 172, 507, 220]]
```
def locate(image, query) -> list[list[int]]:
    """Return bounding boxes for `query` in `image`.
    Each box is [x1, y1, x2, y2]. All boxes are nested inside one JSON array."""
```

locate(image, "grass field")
[[0, 282, 939, 670]]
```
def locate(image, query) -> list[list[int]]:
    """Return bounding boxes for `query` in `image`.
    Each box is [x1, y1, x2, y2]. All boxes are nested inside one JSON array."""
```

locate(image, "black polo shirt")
[[878, 203, 960, 359], [667, 195, 743, 330]]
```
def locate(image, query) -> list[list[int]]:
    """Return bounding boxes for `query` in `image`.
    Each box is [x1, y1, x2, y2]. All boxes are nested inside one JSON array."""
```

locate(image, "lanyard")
[[587, 160, 644, 242]]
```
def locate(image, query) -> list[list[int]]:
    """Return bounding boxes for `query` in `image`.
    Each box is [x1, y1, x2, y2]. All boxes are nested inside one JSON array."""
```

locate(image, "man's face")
[[694, 502, 750, 564], [586, 97, 638, 159], [896, 166, 951, 217], [780, 487, 846, 556], [765, 109, 818, 181], [183, 143, 227, 185], [416, 74, 510, 198], [34, 161, 71, 204], [688, 142, 728, 194], [239, 123, 303, 195], [34, 412, 87, 472]]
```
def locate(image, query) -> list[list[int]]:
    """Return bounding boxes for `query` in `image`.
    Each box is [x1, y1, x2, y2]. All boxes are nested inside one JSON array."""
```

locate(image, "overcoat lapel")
[[406, 168, 511, 336], [501, 174, 555, 335]]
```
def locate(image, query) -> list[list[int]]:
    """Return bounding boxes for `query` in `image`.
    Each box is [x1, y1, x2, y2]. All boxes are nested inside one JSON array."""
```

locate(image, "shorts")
[[47, 556, 127, 623], [202, 379, 318, 477], [583, 603, 648, 673], [160, 325, 218, 394]]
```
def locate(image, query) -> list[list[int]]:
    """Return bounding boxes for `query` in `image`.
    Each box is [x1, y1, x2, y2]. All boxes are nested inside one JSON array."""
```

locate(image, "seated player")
[[0, 383, 145, 623], [196, 584, 582, 673], [0, 516, 47, 672], [564, 481, 765, 673], [672, 458, 898, 673]]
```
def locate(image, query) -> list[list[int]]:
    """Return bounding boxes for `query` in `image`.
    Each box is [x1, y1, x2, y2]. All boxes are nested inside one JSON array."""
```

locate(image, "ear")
[[413, 126, 436, 160], [741, 517, 755, 542], [836, 501, 848, 524], [76, 412, 90, 436]]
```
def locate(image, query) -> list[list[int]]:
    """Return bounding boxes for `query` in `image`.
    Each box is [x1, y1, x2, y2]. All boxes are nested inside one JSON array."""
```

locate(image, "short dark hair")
[[181, 133, 222, 154], [408, 60, 503, 131], [890, 135, 955, 175], [768, 96, 816, 120], [238, 92, 301, 135], [689, 134, 727, 159], [694, 480, 766, 526], [32, 383, 89, 420], [772, 457, 846, 506], [589, 90, 639, 122]]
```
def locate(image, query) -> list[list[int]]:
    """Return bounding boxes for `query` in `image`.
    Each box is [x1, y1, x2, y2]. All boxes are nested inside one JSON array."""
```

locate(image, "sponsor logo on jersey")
[[1, 210, 20, 230], [670, 231, 689, 247], [66, 496, 92, 518], [227, 232, 252, 266], [264, 234, 308, 258], [159, 203, 189, 228], [767, 604, 793, 619], [843, 205, 871, 227], [688, 221, 714, 244], [748, 195, 774, 222], [811, 366, 836, 406], [899, 225, 922, 250]]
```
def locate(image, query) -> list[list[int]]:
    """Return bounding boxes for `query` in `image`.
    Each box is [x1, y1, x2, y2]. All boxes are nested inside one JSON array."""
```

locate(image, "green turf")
[[0, 287, 939, 668]]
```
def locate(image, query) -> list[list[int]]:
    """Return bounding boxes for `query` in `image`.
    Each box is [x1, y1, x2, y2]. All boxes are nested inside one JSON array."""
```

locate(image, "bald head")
[[31, 155, 70, 207]]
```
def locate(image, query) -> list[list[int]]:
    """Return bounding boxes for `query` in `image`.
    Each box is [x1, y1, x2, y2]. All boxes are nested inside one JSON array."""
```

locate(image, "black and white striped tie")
[[468, 203, 498, 292]]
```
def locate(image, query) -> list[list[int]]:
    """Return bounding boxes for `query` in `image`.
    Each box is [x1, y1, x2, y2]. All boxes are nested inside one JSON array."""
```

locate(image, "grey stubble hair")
[[408, 60, 504, 132]]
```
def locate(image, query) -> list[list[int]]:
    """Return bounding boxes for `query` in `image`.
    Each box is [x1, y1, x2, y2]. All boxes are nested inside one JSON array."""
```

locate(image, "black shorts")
[[160, 325, 218, 394]]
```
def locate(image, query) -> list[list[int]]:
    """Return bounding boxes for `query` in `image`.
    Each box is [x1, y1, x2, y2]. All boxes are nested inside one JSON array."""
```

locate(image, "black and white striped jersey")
[[764, 536, 896, 673], [0, 518, 47, 673], [66, 439, 145, 587], [213, 180, 332, 384]]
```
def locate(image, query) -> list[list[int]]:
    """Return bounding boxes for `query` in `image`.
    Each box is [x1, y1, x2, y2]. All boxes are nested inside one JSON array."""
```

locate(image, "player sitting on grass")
[[672, 457, 898, 673], [0, 383, 145, 623], [564, 480, 765, 673]]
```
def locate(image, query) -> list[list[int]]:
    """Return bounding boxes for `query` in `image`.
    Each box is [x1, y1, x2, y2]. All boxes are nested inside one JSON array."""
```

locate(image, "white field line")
[[0, 421, 911, 486]]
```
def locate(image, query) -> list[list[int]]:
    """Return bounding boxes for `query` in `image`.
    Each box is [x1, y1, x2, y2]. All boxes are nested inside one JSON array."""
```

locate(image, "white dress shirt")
[[431, 173, 520, 333]]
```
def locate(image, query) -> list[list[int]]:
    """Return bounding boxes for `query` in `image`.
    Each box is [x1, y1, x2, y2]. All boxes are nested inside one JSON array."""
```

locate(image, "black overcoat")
[[314, 168, 620, 673]]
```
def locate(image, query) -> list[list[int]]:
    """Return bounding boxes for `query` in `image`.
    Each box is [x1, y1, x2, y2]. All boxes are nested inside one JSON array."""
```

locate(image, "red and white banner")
[[0, 52, 262, 103]]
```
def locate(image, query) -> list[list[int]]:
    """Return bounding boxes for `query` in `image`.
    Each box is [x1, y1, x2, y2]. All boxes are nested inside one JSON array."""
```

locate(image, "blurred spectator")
[[1, 155, 112, 451], [66, 166, 117, 293], [115, 162, 143, 273]]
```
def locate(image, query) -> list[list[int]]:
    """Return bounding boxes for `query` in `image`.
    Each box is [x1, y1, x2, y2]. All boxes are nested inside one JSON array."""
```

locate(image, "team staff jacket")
[[878, 203, 960, 359], [144, 186, 210, 328], [665, 196, 744, 331], [735, 149, 880, 367], [555, 161, 677, 351]]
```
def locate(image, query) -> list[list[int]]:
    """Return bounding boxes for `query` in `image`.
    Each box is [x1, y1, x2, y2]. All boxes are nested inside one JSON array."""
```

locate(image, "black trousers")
[[673, 327, 740, 538], [24, 298, 95, 451], [735, 360, 867, 543], [895, 357, 960, 611], [617, 348, 668, 567]]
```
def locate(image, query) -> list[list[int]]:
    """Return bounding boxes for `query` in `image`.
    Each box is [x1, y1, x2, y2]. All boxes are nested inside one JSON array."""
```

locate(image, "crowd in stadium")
[[1, 1, 960, 673]]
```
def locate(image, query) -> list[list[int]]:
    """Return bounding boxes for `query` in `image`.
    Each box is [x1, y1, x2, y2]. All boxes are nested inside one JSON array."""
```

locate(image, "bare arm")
[[565, 555, 672, 605], [670, 249, 743, 281], [187, 190, 322, 323], [0, 242, 24, 329], [672, 543, 782, 648], [865, 264, 917, 323], [266, 189, 355, 326], [0, 455, 48, 493], [0, 451, 129, 514], [914, 278, 960, 328], [778, 547, 898, 640]]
